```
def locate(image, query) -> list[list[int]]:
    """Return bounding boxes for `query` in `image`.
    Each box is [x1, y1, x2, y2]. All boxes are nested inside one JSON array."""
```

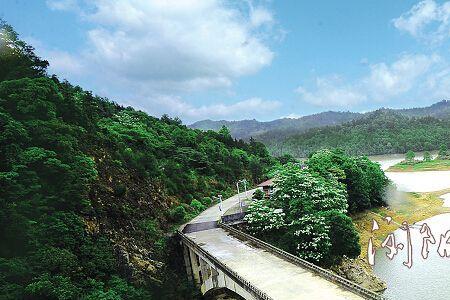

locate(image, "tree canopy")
[[0, 21, 276, 299]]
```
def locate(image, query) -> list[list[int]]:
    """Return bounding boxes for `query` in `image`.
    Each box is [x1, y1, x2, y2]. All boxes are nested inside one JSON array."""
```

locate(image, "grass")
[[352, 188, 450, 257], [387, 159, 450, 172]]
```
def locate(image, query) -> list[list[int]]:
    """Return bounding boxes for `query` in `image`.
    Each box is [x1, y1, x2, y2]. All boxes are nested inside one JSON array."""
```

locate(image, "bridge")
[[179, 190, 384, 300]]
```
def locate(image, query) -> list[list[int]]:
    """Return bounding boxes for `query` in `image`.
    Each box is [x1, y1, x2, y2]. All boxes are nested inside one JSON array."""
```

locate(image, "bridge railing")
[[178, 229, 274, 300], [221, 212, 246, 224], [220, 223, 386, 300]]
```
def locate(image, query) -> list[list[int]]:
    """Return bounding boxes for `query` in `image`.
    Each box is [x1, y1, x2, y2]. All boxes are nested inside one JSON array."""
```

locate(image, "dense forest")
[[0, 22, 276, 299], [266, 110, 450, 157]]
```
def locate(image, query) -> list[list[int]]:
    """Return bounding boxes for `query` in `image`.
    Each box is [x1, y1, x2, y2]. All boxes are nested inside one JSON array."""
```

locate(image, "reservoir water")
[[369, 154, 450, 300]]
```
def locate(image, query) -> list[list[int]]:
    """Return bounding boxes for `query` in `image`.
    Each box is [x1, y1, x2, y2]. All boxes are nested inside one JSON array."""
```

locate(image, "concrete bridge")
[[179, 190, 384, 300]]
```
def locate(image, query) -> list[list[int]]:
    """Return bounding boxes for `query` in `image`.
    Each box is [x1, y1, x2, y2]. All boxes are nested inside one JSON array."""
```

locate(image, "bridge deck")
[[187, 227, 363, 300]]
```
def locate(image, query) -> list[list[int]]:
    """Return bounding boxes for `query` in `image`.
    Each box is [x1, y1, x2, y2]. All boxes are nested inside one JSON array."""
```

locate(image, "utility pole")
[[236, 182, 241, 213], [236, 179, 249, 213], [218, 194, 223, 215], [243, 179, 248, 200], [213, 195, 223, 215]]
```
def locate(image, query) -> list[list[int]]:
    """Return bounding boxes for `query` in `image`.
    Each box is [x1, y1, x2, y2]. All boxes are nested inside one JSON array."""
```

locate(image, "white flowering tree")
[[266, 163, 358, 266], [292, 214, 331, 264], [244, 200, 285, 237], [271, 163, 348, 219]]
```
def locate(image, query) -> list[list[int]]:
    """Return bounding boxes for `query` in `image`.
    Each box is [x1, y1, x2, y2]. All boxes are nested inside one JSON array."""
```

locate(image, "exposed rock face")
[[331, 257, 387, 292]]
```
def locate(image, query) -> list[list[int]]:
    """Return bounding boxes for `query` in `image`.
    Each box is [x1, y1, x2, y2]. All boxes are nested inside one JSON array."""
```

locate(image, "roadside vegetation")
[[388, 145, 450, 172], [244, 149, 389, 267]]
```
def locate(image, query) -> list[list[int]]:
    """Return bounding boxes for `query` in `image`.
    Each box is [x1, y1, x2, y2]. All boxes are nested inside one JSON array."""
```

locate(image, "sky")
[[3, 0, 450, 123]]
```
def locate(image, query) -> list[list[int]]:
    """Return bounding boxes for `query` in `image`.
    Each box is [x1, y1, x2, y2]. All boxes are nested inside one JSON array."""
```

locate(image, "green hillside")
[[0, 22, 275, 299], [268, 110, 450, 157]]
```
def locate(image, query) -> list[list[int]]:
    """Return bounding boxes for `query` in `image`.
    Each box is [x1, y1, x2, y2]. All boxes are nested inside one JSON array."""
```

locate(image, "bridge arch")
[[204, 287, 245, 300]]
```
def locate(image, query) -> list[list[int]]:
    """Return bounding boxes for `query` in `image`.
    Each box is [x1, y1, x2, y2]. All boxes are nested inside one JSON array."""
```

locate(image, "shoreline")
[[352, 188, 450, 253], [386, 159, 450, 172]]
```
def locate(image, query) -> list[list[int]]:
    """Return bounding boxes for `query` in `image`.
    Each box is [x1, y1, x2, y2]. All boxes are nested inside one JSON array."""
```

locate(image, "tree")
[[405, 150, 415, 164], [439, 144, 449, 159], [0, 20, 48, 81], [320, 210, 360, 262], [291, 214, 331, 265], [252, 157, 370, 267], [423, 151, 432, 162], [252, 189, 265, 200], [244, 200, 285, 238], [307, 149, 387, 213], [271, 163, 348, 220]]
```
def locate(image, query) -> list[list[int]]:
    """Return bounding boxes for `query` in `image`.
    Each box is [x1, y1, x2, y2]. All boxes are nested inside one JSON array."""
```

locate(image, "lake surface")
[[369, 154, 450, 300], [371, 152, 450, 192]]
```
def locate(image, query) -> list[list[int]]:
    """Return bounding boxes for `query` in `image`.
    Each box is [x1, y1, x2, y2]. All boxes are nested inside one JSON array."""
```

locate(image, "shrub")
[[170, 206, 186, 223], [252, 189, 265, 200], [190, 199, 205, 212], [140, 219, 162, 241], [200, 197, 212, 206]]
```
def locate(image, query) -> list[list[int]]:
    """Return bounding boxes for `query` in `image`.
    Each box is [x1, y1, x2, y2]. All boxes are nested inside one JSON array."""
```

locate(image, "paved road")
[[185, 189, 364, 300], [189, 189, 255, 223]]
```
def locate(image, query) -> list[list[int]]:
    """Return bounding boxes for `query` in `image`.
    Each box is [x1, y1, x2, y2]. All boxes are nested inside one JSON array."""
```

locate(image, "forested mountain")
[[0, 22, 275, 299], [190, 111, 363, 140], [269, 110, 450, 157], [389, 100, 450, 118], [190, 101, 450, 145]]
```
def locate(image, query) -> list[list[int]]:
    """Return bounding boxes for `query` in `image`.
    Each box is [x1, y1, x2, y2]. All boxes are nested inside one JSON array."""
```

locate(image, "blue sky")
[[3, 0, 450, 123]]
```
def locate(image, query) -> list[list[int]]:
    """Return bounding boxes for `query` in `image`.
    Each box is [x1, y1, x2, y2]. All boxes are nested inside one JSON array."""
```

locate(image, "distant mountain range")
[[189, 100, 450, 156], [190, 100, 450, 140], [190, 111, 363, 140]]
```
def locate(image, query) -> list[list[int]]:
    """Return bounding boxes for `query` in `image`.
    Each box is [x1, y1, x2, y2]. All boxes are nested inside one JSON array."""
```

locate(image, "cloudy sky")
[[3, 0, 450, 123]]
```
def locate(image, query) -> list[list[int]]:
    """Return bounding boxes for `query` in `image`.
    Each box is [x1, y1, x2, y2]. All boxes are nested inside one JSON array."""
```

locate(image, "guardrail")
[[220, 223, 386, 300], [221, 212, 246, 223], [178, 229, 274, 300]]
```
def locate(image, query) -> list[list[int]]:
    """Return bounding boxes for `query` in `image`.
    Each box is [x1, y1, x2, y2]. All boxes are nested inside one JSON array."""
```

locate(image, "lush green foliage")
[[307, 149, 388, 213], [438, 144, 449, 159], [405, 150, 416, 163], [423, 151, 432, 162], [0, 22, 275, 299], [245, 150, 386, 266], [266, 110, 450, 157], [271, 163, 348, 218], [252, 189, 265, 200]]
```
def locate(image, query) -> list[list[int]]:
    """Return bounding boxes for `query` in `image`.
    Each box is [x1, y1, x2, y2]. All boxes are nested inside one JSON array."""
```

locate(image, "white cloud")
[[283, 113, 303, 119], [47, 50, 85, 75], [364, 54, 440, 99], [295, 54, 440, 107], [295, 76, 366, 107], [128, 95, 281, 121], [393, 0, 450, 43], [46, 0, 79, 11], [43, 0, 280, 121], [250, 6, 274, 27], [47, 0, 275, 92]]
